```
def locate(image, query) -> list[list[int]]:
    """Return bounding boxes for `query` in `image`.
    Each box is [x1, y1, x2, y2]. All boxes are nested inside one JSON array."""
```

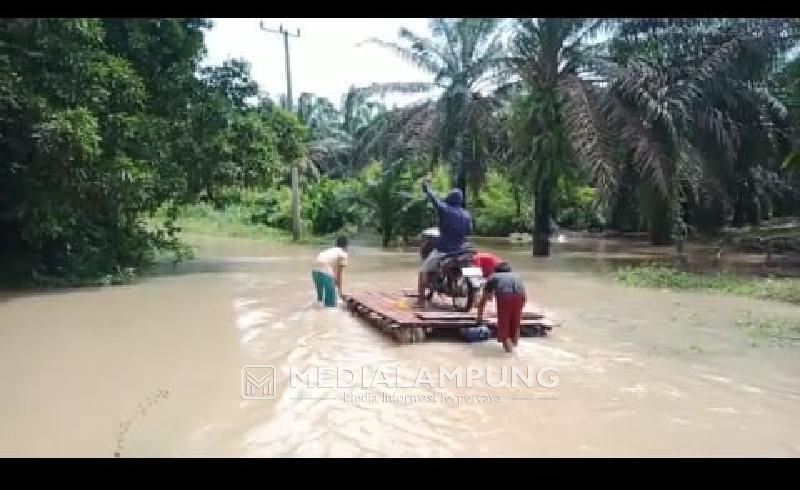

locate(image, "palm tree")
[[295, 92, 341, 140], [292, 89, 389, 177], [604, 18, 799, 238], [342, 85, 387, 138], [504, 18, 616, 256], [507, 18, 800, 254], [356, 18, 507, 200], [293, 92, 349, 175]]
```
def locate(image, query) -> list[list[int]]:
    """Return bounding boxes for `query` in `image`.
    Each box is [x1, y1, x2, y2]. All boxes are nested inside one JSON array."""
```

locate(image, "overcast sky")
[[202, 18, 439, 108]]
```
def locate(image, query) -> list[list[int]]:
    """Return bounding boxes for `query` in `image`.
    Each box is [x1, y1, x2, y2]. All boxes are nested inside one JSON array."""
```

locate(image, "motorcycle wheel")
[[451, 276, 475, 312]]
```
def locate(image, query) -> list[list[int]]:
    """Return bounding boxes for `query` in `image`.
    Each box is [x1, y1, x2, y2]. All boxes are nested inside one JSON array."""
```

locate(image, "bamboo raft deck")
[[343, 290, 560, 344]]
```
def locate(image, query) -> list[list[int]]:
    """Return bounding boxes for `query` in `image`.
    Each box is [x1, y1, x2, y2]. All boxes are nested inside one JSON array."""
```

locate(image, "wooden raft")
[[342, 290, 560, 344]]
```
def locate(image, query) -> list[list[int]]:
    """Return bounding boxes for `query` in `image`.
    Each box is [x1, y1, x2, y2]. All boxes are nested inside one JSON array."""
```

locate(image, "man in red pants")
[[476, 262, 527, 353]]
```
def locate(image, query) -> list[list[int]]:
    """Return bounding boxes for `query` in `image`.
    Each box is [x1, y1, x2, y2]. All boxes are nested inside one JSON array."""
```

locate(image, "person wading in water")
[[312, 236, 348, 307], [476, 262, 527, 353]]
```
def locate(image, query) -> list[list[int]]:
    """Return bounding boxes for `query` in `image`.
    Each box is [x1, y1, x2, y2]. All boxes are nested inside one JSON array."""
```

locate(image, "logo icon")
[[241, 365, 276, 400]]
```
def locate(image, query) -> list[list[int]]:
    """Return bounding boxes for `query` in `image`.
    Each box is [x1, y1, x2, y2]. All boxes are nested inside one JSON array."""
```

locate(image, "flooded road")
[[1, 234, 799, 457]]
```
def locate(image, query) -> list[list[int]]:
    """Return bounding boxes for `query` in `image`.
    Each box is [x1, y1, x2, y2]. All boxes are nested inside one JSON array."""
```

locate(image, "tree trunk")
[[744, 177, 761, 226], [650, 197, 672, 245], [746, 201, 761, 226], [205, 182, 214, 204], [732, 195, 746, 227], [732, 192, 759, 227], [692, 194, 725, 234], [731, 176, 759, 227], [382, 224, 392, 247], [612, 188, 639, 232], [456, 170, 467, 207], [381, 205, 392, 247], [533, 181, 551, 256]]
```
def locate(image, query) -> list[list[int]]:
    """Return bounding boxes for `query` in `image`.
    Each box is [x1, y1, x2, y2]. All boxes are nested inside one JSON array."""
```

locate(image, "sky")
[[203, 19, 800, 109], [202, 18, 439, 109]]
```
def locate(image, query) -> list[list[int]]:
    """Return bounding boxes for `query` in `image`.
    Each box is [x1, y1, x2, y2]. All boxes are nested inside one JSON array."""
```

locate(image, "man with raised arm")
[[416, 176, 472, 307]]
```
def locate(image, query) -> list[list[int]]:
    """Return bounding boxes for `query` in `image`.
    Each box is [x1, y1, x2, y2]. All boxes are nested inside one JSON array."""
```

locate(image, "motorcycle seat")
[[440, 247, 476, 260]]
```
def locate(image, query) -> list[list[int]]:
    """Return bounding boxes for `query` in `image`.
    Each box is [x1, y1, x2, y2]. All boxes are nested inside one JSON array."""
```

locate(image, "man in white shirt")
[[312, 236, 348, 307]]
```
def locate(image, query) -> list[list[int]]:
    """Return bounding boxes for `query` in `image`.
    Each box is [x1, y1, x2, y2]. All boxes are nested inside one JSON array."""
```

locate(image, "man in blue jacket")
[[416, 176, 473, 307]]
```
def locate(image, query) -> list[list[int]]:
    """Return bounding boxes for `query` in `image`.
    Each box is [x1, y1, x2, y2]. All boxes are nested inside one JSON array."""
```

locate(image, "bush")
[[215, 180, 366, 237], [473, 169, 529, 236], [556, 181, 606, 230], [357, 159, 449, 246], [302, 176, 364, 235]]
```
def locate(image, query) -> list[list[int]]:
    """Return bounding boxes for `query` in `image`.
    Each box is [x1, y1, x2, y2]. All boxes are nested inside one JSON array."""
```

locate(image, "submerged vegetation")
[[614, 264, 800, 304], [735, 312, 800, 347]]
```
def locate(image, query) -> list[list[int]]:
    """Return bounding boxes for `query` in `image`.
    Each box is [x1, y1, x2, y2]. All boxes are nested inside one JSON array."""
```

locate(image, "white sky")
[[202, 18, 439, 109]]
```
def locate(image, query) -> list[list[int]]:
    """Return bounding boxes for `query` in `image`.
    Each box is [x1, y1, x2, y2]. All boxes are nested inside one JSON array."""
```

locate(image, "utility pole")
[[260, 21, 302, 241]]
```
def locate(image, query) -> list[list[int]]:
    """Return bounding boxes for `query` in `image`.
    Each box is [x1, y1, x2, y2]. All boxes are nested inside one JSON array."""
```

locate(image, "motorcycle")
[[422, 242, 485, 312]]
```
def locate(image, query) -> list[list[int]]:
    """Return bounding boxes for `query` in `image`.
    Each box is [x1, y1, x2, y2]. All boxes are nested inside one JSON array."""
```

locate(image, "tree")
[[342, 85, 386, 138], [0, 19, 307, 284], [295, 92, 341, 139], [506, 18, 800, 255], [357, 159, 448, 246], [774, 55, 800, 214], [294, 92, 351, 176], [604, 19, 800, 238], [0, 19, 209, 283], [228, 112, 281, 188], [291, 88, 388, 177], [180, 58, 290, 202], [101, 19, 210, 116], [356, 18, 507, 199], [504, 18, 615, 255]]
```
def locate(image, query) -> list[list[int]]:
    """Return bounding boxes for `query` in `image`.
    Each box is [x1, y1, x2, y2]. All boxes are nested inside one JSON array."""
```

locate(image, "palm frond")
[[613, 62, 680, 142], [352, 102, 439, 166], [458, 18, 500, 65], [432, 18, 463, 73], [679, 148, 702, 202], [783, 149, 800, 170], [357, 38, 442, 74], [558, 75, 619, 202], [694, 106, 740, 162], [397, 27, 441, 58], [563, 19, 614, 53], [355, 81, 437, 98], [606, 95, 674, 199]]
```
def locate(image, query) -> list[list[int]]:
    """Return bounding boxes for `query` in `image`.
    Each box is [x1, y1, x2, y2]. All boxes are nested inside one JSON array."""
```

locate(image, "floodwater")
[[0, 233, 798, 457]]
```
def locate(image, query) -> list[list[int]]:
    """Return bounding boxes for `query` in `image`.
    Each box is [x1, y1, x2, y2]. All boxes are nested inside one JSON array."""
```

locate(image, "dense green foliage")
[[357, 160, 450, 246], [351, 18, 800, 255], [0, 19, 305, 285], [3, 18, 800, 286], [166, 160, 452, 247], [473, 169, 530, 236]]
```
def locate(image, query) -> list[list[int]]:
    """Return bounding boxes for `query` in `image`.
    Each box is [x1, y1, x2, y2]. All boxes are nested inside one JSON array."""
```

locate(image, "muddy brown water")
[[0, 234, 798, 457]]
